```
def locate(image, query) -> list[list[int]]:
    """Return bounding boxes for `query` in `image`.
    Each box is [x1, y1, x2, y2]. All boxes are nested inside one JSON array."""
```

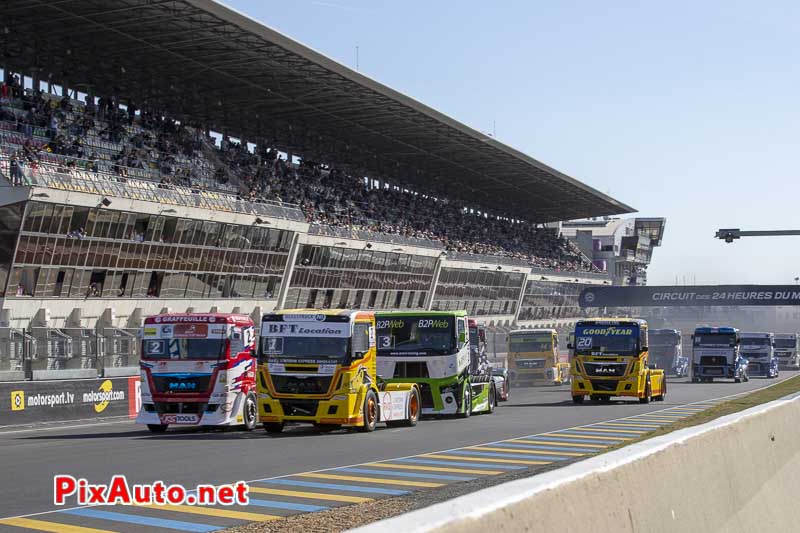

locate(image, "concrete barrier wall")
[[356, 394, 800, 533]]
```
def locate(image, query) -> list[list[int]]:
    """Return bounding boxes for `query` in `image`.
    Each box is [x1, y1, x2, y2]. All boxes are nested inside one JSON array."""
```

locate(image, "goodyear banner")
[[579, 285, 800, 308], [0, 377, 140, 426]]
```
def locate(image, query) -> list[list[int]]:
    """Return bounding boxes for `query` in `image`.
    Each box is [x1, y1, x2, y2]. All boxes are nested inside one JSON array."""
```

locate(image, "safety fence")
[[0, 327, 139, 381]]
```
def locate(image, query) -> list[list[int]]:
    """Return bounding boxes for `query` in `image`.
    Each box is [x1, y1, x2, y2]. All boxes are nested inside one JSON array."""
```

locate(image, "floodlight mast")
[[715, 228, 800, 243]]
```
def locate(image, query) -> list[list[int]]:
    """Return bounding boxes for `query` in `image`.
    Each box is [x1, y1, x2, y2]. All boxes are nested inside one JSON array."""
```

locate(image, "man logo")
[[11, 390, 24, 411], [584, 292, 596, 303]]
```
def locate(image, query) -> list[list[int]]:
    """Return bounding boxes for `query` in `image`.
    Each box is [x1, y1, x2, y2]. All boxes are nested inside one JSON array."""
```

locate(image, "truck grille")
[[270, 375, 333, 395], [589, 380, 618, 392], [700, 356, 727, 366], [583, 362, 627, 377], [279, 399, 320, 417], [151, 374, 212, 394], [748, 362, 762, 374]]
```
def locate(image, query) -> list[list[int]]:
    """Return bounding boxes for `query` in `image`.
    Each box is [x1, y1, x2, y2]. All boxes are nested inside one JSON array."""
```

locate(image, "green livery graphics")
[[375, 311, 496, 417]]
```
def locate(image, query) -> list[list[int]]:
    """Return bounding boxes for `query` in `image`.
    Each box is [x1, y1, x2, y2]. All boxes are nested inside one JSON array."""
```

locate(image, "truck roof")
[[143, 313, 253, 326], [774, 333, 799, 338], [694, 326, 738, 334], [509, 328, 556, 334], [650, 328, 681, 335], [576, 318, 647, 327], [739, 332, 774, 337], [262, 309, 373, 322], [376, 310, 468, 318]]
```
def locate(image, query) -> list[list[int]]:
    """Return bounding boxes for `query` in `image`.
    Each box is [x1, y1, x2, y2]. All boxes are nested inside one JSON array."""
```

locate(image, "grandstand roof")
[[0, 0, 636, 223]]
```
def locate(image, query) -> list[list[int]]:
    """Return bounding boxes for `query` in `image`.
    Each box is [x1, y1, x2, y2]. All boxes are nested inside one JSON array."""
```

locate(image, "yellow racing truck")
[[257, 309, 421, 433], [508, 329, 570, 386], [569, 318, 666, 404]]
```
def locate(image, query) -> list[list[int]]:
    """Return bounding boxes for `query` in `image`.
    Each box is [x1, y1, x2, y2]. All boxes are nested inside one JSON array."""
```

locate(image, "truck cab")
[[257, 309, 420, 433], [569, 318, 665, 404], [508, 328, 569, 386], [774, 333, 800, 370], [136, 313, 258, 432], [691, 326, 748, 383], [649, 328, 688, 377], [739, 332, 778, 379]]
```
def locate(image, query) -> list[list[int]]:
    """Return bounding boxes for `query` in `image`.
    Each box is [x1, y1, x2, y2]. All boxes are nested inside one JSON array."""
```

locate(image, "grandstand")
[[0, 0, 659, 380]]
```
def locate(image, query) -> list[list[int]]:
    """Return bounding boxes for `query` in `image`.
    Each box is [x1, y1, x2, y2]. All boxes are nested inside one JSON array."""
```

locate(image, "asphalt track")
[[0, 373, 793, 532]]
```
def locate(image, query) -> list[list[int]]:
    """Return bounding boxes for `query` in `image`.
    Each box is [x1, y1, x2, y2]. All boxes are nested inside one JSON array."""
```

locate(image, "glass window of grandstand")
[[285, 245, 435, 310], [431, 268, 524, 316], [9, 202, 290, 299]]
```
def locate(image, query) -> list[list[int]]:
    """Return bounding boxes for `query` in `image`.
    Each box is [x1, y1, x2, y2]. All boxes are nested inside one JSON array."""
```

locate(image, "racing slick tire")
[[457, 383, 472, 418], [572, 395, 585, 404], [263, 422, 284, 434], [147, 424, 168, 433], [359, 390, 379, 432], [243, 392, 258, 431], [590, 394, 603, 403], [486, 384, 496, 414], [734, 377, 741, 384]]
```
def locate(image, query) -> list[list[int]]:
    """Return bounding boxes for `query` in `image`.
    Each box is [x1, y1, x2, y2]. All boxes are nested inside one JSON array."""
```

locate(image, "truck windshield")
[[142, 338, 227, 360], [775, 339, 797, 349], [509, 335, 552, 352], [261, 336, 349, 360], [650, 334, 679, 346], [377, 316, 455, 356], [574, 326, 639, 356], [694, 334, 736, 347], [740, 338, 771, 346]]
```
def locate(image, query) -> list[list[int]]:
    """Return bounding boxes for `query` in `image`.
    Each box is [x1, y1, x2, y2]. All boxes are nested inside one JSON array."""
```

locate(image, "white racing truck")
[[739, 332, 779, 379], [774, 333, 800, 370]]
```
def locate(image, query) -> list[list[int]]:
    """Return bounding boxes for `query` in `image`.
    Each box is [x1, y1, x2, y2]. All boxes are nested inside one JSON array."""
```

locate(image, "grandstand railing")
[[0, 156, 306, 222], [308, 223, 445, 250]]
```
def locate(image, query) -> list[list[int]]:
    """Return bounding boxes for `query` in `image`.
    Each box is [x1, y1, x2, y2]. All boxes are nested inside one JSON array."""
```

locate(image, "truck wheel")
[[263, 422, 284, 434], [572, 395, 584, 404], [487, 384, 496, 414], [404, 387, 421, 426], [243, 392, 257, 431], [359, 390, 378, 432], [590, 394, 602, 403], [457, 384, 472, 418], [734, 377, 741, 384], [639, 380, 652, 404], [147, 424, 168, 433]]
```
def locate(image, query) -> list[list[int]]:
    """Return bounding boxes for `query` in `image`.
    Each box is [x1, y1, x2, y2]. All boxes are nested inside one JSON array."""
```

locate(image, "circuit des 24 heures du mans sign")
[[578, 285, 800, 308]]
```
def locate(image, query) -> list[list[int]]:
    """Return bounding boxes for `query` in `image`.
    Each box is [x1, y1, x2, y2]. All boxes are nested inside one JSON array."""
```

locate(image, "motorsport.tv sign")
[[578, 285, 800, 308]]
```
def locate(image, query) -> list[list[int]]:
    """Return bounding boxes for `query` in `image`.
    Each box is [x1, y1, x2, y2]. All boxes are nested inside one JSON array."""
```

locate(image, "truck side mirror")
[[249, 348, 257, 357], [642, 346, 649, 352], [567, 343, 574, 350]]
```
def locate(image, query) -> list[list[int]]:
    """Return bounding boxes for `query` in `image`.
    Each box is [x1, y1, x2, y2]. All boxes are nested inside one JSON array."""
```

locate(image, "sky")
[[226, 0, 800, 286]]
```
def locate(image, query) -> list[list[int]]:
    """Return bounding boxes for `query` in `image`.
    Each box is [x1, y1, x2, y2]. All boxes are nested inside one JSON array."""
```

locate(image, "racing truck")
[[469, 320, 509, 403], [569, 318, 666, 404], [739, 332, 779, 378], [376, 310, 496, 417], [257, 309, 421, 433], [649, 328, 689, 377], [507, 328, 570, 386], [691, 326, 748, 383], [136, 313, 258, 432], [774, 333, 800, 370]]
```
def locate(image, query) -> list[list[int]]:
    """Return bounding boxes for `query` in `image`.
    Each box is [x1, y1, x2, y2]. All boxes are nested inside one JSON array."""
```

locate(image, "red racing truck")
[[136, 313, 258, 432]]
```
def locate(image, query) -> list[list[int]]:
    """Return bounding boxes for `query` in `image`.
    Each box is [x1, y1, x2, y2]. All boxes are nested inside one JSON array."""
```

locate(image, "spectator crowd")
[[1, 78, 598, 273]]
